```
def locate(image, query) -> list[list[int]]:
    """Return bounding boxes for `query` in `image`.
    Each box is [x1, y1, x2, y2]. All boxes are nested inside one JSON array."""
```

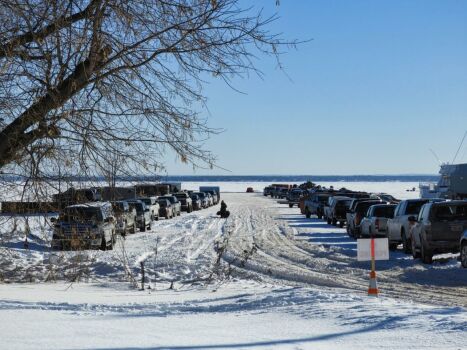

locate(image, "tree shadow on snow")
[[69, 311, 462, 350]]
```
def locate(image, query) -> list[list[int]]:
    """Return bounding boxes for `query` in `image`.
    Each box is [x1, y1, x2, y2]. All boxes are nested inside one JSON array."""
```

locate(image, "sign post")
[[357, 237, 389, 297]]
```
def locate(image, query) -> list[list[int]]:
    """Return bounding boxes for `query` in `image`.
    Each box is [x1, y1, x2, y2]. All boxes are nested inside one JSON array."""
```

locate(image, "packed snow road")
[[218, 193, 467, 307]]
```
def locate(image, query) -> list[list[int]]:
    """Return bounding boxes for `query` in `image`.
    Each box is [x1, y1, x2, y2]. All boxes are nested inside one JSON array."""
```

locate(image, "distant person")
[[217, 200, 230, 218]]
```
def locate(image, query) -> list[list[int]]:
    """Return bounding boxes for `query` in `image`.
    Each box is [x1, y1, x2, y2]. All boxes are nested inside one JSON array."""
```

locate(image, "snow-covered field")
[[1, 182, 466, 349]]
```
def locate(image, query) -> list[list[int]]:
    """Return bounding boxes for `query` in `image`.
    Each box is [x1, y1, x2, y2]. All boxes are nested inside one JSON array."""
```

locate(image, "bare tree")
[[0, 0, 295, 183]]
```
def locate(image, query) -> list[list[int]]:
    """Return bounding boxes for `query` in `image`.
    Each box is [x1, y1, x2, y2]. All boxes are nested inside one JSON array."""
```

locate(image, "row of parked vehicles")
[[264, 185, 467, 267], [51, 187, 221, 251]]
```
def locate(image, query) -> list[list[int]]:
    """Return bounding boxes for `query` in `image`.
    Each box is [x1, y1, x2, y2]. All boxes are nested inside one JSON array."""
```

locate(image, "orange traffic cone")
[[368, 270, 378, 296]]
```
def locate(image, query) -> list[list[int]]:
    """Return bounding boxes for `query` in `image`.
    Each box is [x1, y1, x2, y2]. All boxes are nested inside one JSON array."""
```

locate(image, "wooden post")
[[140, 261, 145, 290]]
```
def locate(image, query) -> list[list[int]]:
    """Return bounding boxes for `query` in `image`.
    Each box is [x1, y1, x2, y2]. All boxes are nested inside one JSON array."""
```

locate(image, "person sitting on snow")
[[217, 200, 230, 218]]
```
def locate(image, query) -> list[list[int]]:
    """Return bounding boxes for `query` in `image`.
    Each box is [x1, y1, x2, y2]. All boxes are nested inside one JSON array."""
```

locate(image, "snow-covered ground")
[[1, 182, 466, 349]]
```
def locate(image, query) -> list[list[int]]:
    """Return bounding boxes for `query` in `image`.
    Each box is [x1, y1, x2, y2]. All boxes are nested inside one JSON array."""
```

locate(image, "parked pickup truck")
[[192, 192, 209, 208], [137, 197, 160, 221], [409, 201, 467, 264], [190, 193, 202, 211], [157, 198, 174, 219], [304, 193, 333, 219], [386, 198, 444, 253], [200, 186, 220, 204], [126, 200, 152, 232], [174, 192, 193, 212], [360, 204, 397, 240], [328, 196, 353, 227], [346, 198, 375, 236], [159, 195, 182, 216], [286, 188, 305, 208], [112, 201, 137, 235], [347, 200, 382, 238], [51, 202, 116, 250], [263, 186, 274, 196]]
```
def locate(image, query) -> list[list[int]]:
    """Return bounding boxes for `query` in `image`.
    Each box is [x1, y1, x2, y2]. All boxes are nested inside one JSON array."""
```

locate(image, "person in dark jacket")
[[217, 200, 230, 218]]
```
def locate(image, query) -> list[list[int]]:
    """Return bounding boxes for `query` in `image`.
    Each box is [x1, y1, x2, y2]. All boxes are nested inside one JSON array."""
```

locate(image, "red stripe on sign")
[[371, 238, 375, 258]]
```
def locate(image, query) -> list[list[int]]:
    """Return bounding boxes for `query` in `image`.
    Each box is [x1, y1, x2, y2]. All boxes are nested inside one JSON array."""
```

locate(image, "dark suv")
[[286, 189, 305, 208], [409, 201, 467, 264]]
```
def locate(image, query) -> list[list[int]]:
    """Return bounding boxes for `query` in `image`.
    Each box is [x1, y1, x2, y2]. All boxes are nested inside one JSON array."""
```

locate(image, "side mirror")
[[145, 208, 150, 212], [408, 216, 417, 223]]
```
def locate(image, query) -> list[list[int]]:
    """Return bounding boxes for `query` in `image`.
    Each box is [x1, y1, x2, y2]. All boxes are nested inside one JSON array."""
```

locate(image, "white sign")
[[357, 238, 389, 261]]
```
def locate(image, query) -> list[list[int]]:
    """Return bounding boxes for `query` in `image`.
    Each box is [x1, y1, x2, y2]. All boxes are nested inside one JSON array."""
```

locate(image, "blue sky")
[[164, 0, 467, 175]]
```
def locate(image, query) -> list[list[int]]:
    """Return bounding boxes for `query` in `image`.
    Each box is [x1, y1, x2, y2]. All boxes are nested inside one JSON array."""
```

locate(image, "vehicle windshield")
[[336, 200, 352, 208], [373, 206, 395, 218], [356, 201, 380, 213], [406, 200, 428, 215], [112, 202, 125, 212], [318, 195, 329, 203], [433, 204, 467, 221], [128, 202, 143, 214], [62, 207, 103, 222], [158, 200, 168, 207], [139, 198, 151, 206], [161, 196, 176, 204]]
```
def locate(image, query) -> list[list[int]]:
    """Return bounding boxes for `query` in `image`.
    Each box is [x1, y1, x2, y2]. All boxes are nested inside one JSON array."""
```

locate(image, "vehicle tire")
[[389, 243, 398, 251], [130, 222, 136, 234], [402, 230, 412, 254], [305, 211, 311, 219], [461, 243, 467, 268], [411, 237, 420, 259], [332, 218, 337, 226], [317, 213, 323, 220], [327, 217, 331, 225], [420, 238, 433, 264], [178, 210, 181, 216], [141, 220, 146, 232], [100, 237, 107, 251], [289, 203, 293, 208], [339, 221, 344, 228]]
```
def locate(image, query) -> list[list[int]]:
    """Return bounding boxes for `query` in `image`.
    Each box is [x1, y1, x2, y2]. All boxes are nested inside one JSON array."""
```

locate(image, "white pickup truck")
[[387, 199, 442, 253], [360, 204, 397, 239]]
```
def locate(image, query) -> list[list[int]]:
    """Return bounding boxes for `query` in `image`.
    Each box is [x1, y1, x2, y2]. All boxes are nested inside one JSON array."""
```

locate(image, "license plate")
[[450, 225, 463, 232]]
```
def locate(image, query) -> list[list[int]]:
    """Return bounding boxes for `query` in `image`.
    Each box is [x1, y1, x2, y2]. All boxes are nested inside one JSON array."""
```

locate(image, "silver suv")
[[127, 200, 152, 232], [158, 195, 181, 216], [51, 202, 116, 250], [137, 197, 160, 221]]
